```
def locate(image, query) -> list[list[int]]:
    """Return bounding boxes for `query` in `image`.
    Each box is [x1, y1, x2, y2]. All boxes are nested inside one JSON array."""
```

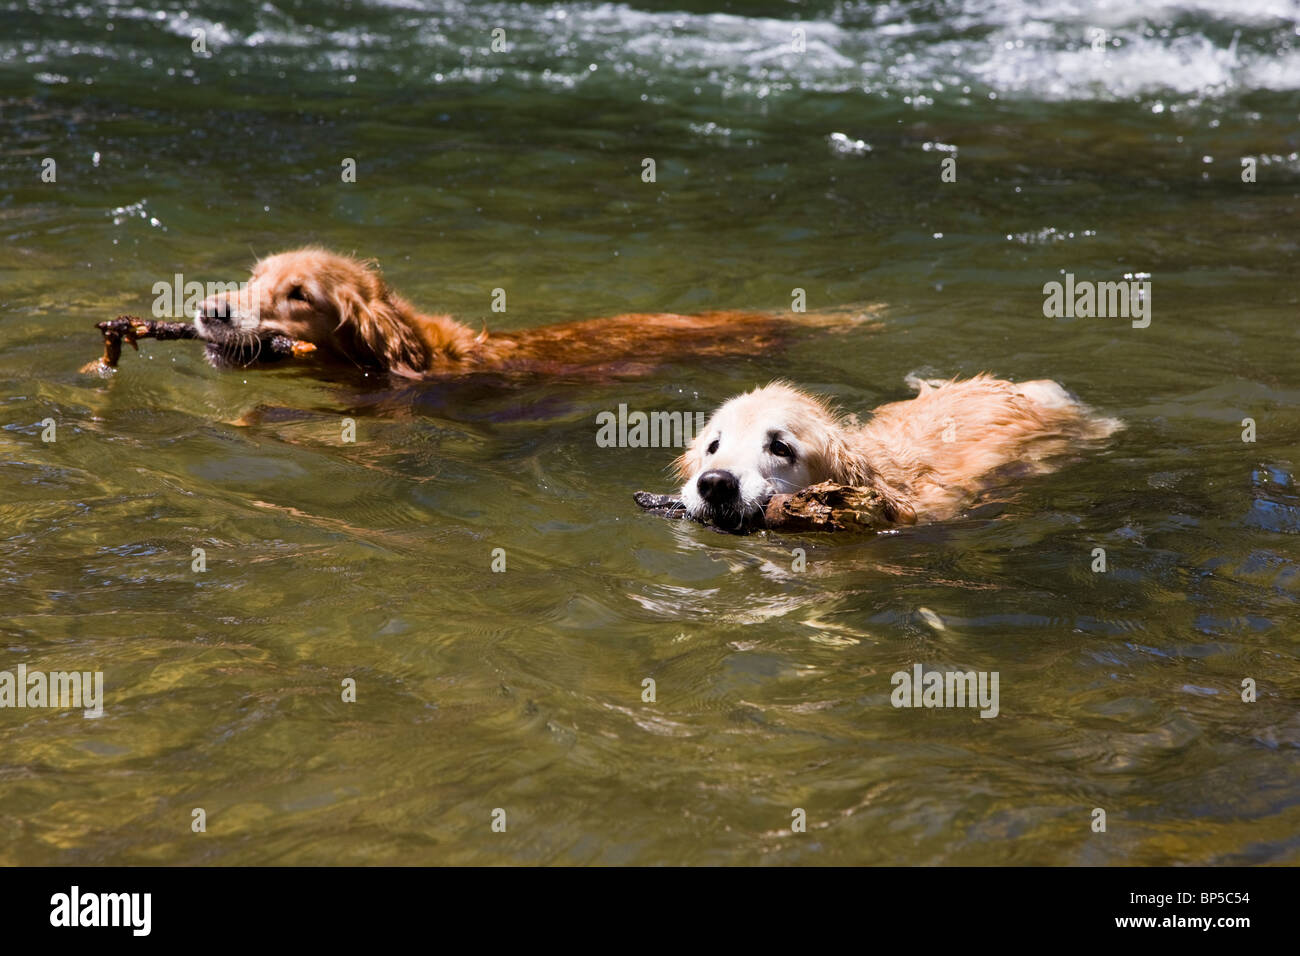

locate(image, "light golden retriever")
[[194, 248, 871, 378], [674, 376, 1119, 529]]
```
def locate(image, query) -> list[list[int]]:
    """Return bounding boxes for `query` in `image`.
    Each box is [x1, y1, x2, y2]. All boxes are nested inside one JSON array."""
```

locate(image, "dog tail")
[[903, 371, 1123, 440], [792, 302, 886, 330], [1016, 378, 1124, 440]]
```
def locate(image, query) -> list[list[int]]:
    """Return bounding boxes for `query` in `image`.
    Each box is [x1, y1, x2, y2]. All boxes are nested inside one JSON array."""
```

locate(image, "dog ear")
[[819, 428, 917, 525], [819, 427, 873, 486], [867, 475, 916, 525], [332, 284, 429, 378]]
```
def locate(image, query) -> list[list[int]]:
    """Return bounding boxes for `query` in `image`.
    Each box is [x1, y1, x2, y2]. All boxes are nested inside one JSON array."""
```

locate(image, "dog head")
[[674, 382, 874, 530], [193, 248, 430, 376]]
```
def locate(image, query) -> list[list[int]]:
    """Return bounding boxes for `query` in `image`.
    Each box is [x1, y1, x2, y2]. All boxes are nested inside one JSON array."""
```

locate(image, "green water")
[[1, 0, 1299, 864]]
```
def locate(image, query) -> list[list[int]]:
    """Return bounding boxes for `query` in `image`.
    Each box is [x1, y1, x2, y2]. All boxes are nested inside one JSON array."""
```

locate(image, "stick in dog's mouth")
[[633, 490, 759, 534], [634, 482, 908, 534], [190, 312, 312, 370], [81, 315, 315, 375]]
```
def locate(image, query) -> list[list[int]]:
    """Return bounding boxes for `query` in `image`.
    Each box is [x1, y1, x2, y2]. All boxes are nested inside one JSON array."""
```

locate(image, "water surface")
[[1, 0, 1299, 864]]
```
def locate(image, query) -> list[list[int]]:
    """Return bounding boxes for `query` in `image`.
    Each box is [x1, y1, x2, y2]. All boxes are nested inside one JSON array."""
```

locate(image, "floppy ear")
[[819, 425, 917, 525], [332, 284, 430, 378]]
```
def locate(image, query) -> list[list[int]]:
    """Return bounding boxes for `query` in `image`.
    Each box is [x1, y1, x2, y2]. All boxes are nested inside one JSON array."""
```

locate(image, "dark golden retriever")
[[194, 248, 874, 379]]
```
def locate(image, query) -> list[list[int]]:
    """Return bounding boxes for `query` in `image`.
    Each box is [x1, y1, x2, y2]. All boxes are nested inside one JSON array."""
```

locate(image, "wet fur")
[[194, 248, 875, 380], [674, 376, 1120, 528]]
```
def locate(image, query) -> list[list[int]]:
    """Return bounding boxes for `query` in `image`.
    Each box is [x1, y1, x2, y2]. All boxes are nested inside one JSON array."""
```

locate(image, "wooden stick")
[[81, 315, 314, 374], [634, 481, 913, 533]]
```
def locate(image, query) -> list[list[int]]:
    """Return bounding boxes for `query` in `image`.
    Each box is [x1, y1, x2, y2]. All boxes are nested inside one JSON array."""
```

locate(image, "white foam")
[[10, 0, 1298, 103]]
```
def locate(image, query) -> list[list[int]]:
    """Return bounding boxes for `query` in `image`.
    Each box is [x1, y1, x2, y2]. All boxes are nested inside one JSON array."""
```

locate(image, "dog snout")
[[198, 295, 237, 324], [696, 469, 740, 506]]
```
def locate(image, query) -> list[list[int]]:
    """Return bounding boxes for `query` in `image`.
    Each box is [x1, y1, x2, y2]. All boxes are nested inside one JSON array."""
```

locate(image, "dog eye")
[[769, 439, 795, 460], [287, 286, 308, 302], [706, 439, 719, 455]]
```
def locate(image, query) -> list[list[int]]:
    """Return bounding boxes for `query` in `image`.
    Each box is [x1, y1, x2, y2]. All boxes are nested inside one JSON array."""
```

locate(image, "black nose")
[[696, 469, 739, 505], [201, 299, 235, 323]]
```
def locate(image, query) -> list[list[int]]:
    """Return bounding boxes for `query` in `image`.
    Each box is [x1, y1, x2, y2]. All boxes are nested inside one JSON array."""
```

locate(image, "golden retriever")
[[193, 248, 872, 379], [674, 376, 1119, 530]]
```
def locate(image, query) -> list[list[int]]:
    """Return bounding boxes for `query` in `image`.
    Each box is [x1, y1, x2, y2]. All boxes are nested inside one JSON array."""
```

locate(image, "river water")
[[1, 0, 1298, 864]]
